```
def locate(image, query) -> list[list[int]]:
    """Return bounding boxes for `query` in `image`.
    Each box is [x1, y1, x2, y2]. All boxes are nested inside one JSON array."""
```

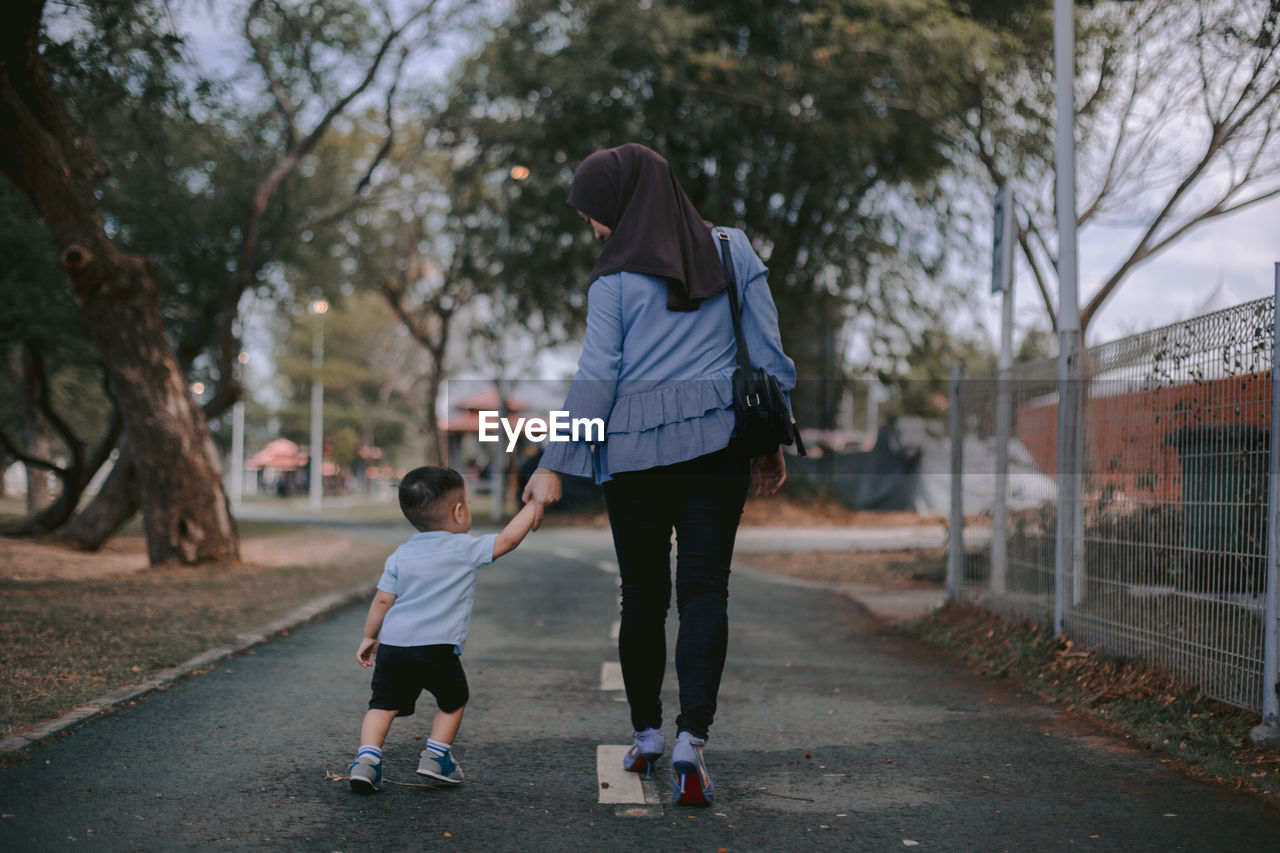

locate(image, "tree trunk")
[[0, 1, 237, 565], [424, 368, 446, 467], [52, 442, 139, 550], [21, 343, 54, 513]]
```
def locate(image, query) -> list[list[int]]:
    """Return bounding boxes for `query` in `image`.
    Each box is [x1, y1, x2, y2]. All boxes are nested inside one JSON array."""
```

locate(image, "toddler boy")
[[349, 466, 538, 792]]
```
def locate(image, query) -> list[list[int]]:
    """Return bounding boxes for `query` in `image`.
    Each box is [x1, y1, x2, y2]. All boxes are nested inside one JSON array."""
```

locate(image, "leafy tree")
[[0, 0, 238, 563], [436, 0, 1053, 427], [12, 0, 474, 549], [270, 291, 428, 472], [0, 181, 112, 523], [959, 0, 1280, 339]]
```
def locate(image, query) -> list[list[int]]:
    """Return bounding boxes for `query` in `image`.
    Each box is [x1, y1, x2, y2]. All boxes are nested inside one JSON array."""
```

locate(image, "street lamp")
[[230, 352, 248, 512], [1052, 0, 1083, 638], [490, 166, 529, 520], [309, 299, 328, 512]]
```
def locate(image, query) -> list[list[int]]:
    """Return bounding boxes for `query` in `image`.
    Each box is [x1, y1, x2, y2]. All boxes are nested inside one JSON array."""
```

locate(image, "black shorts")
[[369, 644, 469, 717]]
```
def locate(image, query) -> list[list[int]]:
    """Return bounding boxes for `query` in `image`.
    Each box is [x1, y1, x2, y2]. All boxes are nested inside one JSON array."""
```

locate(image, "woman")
[[522, 143, 796, 806]]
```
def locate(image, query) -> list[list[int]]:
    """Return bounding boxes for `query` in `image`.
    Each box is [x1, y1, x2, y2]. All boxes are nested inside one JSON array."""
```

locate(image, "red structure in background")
[[1016, 371, 1272, 502]]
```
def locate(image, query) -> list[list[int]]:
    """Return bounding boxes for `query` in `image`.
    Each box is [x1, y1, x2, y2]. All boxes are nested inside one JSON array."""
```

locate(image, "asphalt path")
[[2, 523, 1280, 851]]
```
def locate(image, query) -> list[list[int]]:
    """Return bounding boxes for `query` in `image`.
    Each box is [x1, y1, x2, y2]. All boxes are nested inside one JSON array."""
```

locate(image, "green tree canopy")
[[435, 0, 1057, 426]]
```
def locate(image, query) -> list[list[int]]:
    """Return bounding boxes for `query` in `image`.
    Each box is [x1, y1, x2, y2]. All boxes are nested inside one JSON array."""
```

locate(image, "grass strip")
[[0, 534, 387, 742], [904, 601, 1280, 798]]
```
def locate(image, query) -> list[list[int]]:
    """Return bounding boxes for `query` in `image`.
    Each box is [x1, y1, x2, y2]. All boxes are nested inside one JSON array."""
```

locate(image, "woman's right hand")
[[521, 466, 563, 529], [750, 447, 787, 496]]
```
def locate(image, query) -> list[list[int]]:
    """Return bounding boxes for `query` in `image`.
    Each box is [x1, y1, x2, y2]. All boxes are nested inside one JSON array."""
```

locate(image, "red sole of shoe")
[[626, 755, 649, 774], [676, 771, 707, 805]]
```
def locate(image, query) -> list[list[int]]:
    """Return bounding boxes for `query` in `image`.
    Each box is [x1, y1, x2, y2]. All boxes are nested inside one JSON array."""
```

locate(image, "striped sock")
[[425, 738, 451, 758], [357, 744, 382, 763]]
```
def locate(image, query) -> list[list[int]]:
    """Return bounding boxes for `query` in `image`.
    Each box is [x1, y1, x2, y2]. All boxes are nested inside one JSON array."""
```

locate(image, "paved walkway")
[[1, 524, 1278, 850]]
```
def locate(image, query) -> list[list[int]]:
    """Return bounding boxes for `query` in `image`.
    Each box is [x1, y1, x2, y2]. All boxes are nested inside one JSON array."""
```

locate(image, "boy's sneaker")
[[349, 754, 382, 794], [417, 750, 465, 784]]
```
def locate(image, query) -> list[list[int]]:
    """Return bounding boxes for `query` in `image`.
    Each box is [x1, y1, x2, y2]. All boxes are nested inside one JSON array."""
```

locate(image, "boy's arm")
[[356, 590, 396, 667], [493, 500, 539, 559]]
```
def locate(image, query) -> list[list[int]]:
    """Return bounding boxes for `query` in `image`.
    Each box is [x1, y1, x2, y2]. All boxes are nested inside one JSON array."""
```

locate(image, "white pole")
[[1252, 262, 1280, 747], [310, 306, 325, 512], [230, 399, 245, 512], [992, 186, 1016, 596], [866, 378, 879, 441], [490, 380, 507, 521], [1053, 0, 1083, 636], [947, 367, 965, 601]]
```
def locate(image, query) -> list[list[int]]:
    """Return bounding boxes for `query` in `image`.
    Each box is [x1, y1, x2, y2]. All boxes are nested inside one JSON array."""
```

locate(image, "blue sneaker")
[[349, 753, 382, 793], [670, 731, 713, 806], [417, 749, 465, 784], [623, 727, 666, 776]]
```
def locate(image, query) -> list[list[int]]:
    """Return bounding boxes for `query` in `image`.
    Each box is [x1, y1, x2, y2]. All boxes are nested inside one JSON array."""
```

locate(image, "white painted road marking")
[[599, 661, 625, 691], [596, 745, 646, 804], [597, 560, 619, 574], [551, 547, 578, 560], [609, 620, 621, 640]]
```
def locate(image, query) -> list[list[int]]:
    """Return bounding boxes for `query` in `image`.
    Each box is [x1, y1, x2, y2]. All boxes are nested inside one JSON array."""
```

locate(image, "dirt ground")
[[743, 548, 947, 589], [910, 602, 1280, 798], [0, 531, 354, 582], [543, 492, 944, 530]]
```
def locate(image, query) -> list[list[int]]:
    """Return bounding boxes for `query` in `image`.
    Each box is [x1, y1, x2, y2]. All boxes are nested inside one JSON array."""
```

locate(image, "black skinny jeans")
[[602, 447, 750, 740]]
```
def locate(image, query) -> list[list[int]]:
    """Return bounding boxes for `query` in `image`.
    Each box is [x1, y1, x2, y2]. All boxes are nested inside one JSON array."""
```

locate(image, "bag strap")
[[715, 229, 755, 373]]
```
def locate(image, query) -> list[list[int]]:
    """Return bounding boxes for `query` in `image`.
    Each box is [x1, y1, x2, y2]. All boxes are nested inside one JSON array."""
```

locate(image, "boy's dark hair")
[[398, 466, 465, 530]]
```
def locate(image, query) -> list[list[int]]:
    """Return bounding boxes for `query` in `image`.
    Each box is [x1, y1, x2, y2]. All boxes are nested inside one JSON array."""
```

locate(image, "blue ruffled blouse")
[[538, 226, 796, 483]]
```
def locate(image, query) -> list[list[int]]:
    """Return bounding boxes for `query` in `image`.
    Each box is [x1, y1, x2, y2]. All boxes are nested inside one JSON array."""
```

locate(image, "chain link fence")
[[949, 294, 1278, 718]]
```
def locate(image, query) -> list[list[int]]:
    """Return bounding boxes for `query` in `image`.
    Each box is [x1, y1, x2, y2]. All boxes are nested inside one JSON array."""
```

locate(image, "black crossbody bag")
[[715, 229, 806, 459]]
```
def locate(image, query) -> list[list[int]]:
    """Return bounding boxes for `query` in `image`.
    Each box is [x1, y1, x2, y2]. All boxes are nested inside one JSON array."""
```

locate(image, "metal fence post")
[[992, 368, 1012, 597], [1054, 335, 1081, 637], [1252, 263, 1280, 747], [947, 367, 965, 601]]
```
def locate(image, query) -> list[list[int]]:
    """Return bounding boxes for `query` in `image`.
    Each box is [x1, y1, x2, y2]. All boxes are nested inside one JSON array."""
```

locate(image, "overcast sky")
[[177, 5, 1278, 369], [1072, 203, 1278, 345]]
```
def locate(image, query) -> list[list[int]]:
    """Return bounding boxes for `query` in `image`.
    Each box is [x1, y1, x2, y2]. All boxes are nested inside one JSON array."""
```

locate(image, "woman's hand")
[[521, 466, 563, 529], [749, 447, 787, 496]]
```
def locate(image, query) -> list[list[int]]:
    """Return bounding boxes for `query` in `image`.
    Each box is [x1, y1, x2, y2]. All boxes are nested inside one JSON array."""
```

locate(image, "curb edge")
[[0, 581, 376, 755]]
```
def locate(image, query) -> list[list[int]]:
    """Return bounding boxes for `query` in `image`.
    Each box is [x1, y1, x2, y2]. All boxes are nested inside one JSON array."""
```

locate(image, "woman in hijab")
[[522, 143, 796, 806]]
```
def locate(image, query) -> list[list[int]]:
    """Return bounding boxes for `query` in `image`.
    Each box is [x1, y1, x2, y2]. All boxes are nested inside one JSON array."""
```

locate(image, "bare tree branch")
[[245, 0, 299, 147], [1016, 217, 1057, 331], [0, 430, 66, 475], [354, 46, 408, 196]]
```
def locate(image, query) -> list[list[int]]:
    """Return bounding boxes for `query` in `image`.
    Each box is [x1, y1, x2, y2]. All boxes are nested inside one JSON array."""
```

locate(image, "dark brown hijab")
[[567, 143, 727, 311]]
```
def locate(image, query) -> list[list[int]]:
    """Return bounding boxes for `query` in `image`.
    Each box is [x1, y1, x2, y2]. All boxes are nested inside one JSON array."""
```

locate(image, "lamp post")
[[490, 165, 529, 520], [309, 299, 328, 512], [1052, 0, 1084, 637], [230, 352, 248, 512]]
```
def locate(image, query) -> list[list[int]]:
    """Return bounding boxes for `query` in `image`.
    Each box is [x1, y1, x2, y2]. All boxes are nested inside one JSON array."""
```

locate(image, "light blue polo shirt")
[[376, 530, 499, 654]]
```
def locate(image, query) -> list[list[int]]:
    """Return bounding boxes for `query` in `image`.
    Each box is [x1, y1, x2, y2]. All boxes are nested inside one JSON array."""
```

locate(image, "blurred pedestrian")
[[522, 143, 796, 806]]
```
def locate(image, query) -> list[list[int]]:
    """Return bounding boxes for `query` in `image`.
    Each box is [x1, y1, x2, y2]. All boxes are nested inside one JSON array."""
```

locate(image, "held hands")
[[520, 466, 563, 530], [356, 637, 379, 668], [750, 447, 787, 497]]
